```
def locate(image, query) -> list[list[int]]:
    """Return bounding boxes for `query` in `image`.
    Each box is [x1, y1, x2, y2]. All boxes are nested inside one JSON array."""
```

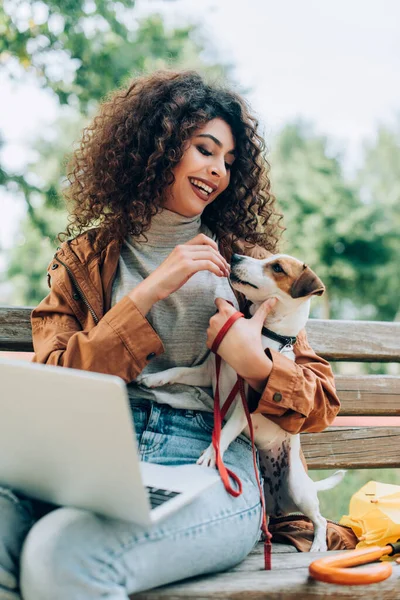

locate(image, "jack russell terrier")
[[137, 253, 345, 552]]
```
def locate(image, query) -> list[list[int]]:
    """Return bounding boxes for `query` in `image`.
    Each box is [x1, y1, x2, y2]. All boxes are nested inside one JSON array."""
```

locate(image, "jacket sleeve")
[[252, 329, 340, 434], [31, 285, 164, 383]]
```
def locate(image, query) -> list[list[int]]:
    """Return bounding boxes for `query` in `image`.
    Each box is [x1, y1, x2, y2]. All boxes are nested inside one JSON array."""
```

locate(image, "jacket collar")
[[56, 231, 121, 320]]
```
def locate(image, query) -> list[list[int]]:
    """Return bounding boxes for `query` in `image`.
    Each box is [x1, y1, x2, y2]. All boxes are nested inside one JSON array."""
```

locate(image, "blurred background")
[[1, 0, 399, 520]]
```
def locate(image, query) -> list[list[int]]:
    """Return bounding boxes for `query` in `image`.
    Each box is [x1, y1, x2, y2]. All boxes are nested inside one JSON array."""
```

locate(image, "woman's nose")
[[209, 159, 226, 178]]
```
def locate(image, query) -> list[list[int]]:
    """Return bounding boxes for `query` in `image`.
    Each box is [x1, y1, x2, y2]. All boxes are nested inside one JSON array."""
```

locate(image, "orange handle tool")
[[309, 544, 397, 585]]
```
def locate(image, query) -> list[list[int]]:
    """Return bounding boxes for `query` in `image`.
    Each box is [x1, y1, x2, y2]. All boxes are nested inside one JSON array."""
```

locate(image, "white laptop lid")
[[0, 359, 218, 525]]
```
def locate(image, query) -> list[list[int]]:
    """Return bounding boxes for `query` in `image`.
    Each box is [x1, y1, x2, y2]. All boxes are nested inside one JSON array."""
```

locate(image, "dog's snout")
[[230, 254, 244, 266]]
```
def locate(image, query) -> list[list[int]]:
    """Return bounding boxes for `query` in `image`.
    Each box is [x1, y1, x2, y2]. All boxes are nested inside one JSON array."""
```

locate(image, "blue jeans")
[[0, 400, 262, 600]]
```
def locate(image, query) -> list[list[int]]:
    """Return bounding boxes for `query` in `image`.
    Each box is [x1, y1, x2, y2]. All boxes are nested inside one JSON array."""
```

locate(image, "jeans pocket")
[[194, 411, 251, 448], [194, 412, 252, 450], [194, 411, 215, 434], [235, 433, 252, 450], [130, 401, 150, 438]]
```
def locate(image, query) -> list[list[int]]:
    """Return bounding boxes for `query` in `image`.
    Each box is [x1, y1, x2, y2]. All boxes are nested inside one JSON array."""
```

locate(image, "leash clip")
[[279, 342, 293, 354]]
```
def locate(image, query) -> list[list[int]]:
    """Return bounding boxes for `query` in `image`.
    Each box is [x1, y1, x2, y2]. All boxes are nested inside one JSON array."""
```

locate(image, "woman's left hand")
[[206, 297, 277, 391]]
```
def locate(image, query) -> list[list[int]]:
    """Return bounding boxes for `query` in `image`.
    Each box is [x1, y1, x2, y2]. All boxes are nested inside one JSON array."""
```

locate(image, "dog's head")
[[229, 253, 325, 307]]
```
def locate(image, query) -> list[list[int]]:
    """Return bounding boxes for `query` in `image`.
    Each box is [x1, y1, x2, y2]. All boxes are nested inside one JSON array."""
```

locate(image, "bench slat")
[[306, 318, 400, 362], [0, 307, 33, 351], [134, 544, 400, 598], [302, 426, 400, 469], [1, 307, 400, 361], [335, 375, 400, 416]]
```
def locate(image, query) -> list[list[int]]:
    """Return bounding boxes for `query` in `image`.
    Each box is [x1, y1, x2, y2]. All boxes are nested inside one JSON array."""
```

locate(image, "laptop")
[[0, 358, 219, 526]]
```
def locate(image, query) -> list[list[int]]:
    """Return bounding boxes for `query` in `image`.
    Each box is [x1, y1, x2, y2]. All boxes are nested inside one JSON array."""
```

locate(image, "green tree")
[[271, 122, 391, 320], [7, 206, 66, 305], [4, 110, 86, 304], [356, 120, 400, 321], [1, 1, 227, 112]]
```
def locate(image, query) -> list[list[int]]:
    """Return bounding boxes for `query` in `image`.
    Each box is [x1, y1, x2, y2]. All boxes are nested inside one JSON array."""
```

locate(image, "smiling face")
[[163, 118, 236, 217]]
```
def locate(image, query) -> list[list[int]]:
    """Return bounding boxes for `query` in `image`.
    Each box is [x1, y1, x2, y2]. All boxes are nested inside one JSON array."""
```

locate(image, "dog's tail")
[[314, 469, 346, 492]]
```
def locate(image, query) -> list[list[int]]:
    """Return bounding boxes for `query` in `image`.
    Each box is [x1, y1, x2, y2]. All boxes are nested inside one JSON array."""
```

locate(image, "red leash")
[[210, 311, 272, 570]]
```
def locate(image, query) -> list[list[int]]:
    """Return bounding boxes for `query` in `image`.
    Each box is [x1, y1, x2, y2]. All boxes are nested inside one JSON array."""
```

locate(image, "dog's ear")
[[290, 265, 325, 298]]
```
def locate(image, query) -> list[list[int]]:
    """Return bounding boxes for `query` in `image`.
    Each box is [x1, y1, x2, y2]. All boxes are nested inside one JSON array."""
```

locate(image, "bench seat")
[[135, 542, 400, 598]]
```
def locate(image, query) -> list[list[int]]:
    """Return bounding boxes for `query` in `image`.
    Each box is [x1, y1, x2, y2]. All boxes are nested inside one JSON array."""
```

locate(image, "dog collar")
[[261, 327, 297, 351]]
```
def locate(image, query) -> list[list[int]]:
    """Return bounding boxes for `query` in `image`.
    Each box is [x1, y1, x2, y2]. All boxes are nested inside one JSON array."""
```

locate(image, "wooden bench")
[[1, 306, 400, 598]]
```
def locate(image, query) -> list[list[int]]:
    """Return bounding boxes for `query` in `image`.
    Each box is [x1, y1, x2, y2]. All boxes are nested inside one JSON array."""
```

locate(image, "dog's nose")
[[230, 254, 244, 266]]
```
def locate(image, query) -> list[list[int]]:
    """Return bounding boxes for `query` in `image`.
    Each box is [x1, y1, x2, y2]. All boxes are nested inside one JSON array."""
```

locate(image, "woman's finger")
[[187, 260, 228, 278], [214, 297, 236, 312], [250, 298, 277, 326], [181, 246, 230, 272], [184, 233, 219, 252], [188, 251, 229, 274]]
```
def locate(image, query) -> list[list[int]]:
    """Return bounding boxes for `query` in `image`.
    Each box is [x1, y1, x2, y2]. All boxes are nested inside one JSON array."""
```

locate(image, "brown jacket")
[[31, 231, 340, 434]]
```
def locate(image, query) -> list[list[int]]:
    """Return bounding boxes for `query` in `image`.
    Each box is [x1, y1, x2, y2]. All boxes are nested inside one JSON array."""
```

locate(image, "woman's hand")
[[129, 234, 230, 315], [206, 297, 277, 392]]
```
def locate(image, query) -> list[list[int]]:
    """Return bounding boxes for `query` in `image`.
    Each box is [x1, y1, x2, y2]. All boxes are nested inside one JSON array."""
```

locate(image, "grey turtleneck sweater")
[[111, 209, 239, 412]]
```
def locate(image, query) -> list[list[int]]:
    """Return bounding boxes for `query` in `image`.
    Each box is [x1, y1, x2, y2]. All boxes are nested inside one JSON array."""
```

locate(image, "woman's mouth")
[[189, 178, 214, 201]]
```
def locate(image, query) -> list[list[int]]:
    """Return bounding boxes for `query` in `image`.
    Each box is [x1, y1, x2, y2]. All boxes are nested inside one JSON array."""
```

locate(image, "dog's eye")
[[272, 263, 285, 274]]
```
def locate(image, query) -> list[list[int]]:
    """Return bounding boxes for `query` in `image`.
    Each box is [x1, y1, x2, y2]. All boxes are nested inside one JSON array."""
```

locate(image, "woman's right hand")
[[128, 233, 230, 315]]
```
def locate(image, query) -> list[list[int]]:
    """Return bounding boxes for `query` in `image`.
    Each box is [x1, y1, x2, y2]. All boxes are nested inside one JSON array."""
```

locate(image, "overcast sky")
[[1, 0, 399, 253], [150, 0, 400, 156]]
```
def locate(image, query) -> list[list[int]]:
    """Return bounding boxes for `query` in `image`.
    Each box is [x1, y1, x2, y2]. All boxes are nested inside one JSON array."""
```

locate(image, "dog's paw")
[[197, 445, 217, 468], [136, 373, 170, 388], [310, 538, 328, 552]]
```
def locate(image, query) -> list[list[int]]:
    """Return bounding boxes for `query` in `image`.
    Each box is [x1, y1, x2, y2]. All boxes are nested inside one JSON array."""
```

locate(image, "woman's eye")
[[197, 146, 212, 156], [197, 146, 232, 171], [272, 263, 284, 274]]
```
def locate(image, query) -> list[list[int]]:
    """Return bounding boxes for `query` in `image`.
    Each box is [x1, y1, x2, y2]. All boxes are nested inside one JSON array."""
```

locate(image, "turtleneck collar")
[[130, 209, 203, 249]]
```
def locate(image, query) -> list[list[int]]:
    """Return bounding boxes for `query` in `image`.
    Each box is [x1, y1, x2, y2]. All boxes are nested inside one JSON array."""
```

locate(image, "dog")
[[137, 253, 345, 551]]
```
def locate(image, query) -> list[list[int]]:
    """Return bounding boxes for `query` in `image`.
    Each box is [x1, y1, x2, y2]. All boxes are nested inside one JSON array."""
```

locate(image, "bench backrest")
[[1, 306, 400, 470]]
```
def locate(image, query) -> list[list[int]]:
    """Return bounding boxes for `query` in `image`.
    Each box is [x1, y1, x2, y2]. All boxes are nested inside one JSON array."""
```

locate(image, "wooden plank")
[[306, 319, 400, 362], [302, 426, 400, 469], [134, 543, 400, 599], [1, 308, 399, 362], [335, 375, 400, 416], [0, 306, 33, 351]]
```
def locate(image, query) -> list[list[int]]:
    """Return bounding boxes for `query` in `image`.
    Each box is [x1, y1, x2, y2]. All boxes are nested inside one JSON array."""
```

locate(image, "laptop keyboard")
[[146, 486, 181, 509]]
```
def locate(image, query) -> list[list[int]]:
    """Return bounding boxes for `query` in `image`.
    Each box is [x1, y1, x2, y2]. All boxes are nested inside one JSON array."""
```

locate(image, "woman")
[[0, 71, 339, 600]]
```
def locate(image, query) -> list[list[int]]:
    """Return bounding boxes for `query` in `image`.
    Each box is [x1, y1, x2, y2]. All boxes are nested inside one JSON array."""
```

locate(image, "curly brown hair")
[[61, 70, 283, 252]]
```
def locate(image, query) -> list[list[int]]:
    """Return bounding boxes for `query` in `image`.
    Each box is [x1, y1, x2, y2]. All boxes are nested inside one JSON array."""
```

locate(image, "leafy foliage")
[[271, 121, 398, 320], [356, 122, 400, 320]]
